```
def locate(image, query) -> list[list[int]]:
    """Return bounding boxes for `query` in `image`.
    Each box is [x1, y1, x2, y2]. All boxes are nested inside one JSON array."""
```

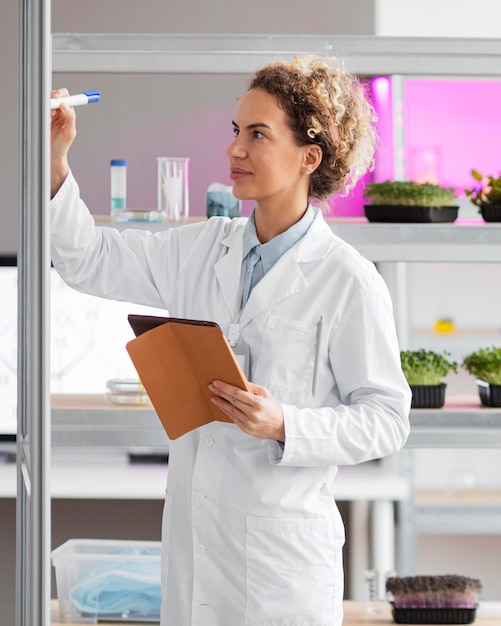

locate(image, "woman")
[[51, 55, 411, 626]]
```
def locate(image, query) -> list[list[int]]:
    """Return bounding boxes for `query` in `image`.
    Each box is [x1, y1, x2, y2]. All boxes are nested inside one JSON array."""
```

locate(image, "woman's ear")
[[303, 145, 323, 174]]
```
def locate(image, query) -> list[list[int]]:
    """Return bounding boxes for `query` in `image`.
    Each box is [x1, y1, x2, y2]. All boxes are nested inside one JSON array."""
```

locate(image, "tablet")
[[128, 314, 219, 337]]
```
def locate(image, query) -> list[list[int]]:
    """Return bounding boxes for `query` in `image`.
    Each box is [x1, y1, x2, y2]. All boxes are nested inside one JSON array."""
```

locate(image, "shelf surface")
[[331, 219, 501, 263], [407, 396, 501, 447], [0, 447, 408, 501], [51, 394, 501, 449], [49, 600, 501, 626], [52, 34, 501, 77], [95, 216, 501, 263], [51, 394, 169, 448], [415, 488, 501, 535]]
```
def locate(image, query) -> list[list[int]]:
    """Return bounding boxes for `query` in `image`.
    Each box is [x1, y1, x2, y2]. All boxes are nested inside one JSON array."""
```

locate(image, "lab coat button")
[[205, 436, 215, 447], [195, 490, 206, 502], [196, 543, 206, 554]]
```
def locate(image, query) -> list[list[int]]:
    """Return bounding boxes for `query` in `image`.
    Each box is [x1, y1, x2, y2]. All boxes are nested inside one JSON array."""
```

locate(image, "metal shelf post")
[[17, 0, 51, 625]]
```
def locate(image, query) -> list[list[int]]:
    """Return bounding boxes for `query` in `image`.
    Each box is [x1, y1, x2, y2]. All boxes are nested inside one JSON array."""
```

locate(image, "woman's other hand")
[[209, 380, 285, 442], [50, 88, 76, 198]]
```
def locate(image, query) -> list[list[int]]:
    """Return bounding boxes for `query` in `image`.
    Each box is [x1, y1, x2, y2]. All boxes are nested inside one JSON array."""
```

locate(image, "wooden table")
[[50, 600, 501, 625]]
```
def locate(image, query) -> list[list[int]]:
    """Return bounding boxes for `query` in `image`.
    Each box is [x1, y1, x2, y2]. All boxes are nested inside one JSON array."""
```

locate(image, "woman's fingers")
[[209, 380, 285, 441], [50, 87, 70, 99], [50, 88, 77, 147]]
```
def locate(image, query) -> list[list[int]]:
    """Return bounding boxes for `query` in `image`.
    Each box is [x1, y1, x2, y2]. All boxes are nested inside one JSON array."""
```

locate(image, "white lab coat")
[[50, 172, 411, 626]]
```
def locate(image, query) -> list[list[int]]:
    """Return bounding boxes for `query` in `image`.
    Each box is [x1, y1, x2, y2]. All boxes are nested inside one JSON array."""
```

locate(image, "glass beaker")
[[364, 569, 396, 613], [206, 183, 241, 218], [157, 157, 190, 221]]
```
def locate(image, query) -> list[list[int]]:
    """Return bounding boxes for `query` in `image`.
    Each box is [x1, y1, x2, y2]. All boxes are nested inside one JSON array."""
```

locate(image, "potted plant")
[[400, 349, 458, 408], [462, 346, 501, 407], [464, 169, 501, 222], [363, 180, 458, 223]]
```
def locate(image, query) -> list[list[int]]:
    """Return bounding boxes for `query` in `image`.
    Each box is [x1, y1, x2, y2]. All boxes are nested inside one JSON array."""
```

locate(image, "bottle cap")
[[110, 159, 127, 166]]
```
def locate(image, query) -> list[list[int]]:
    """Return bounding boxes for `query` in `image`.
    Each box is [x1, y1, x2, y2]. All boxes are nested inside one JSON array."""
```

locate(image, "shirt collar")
[[242, 205, 316, 273]]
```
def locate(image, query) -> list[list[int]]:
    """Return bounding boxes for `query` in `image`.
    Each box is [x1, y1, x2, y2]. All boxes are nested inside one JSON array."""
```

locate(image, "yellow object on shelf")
[[434, 318, 456, 334]]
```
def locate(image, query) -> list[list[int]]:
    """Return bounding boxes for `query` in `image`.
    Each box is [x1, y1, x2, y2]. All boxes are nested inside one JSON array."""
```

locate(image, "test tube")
[[110, 159, 127, 221]]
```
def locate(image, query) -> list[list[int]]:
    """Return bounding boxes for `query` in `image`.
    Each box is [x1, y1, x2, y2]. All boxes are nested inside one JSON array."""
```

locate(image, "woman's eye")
[[232, 127, 240, 137], [253, 130, 264, 139]]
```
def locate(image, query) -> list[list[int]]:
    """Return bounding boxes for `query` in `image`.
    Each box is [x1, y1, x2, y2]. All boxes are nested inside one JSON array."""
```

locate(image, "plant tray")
[[364, 205, 458, 223], [410, 383, 446, 409], [476, 379, 501, 407], [480, 204, 501, 222], [392, 606, 477, 624]]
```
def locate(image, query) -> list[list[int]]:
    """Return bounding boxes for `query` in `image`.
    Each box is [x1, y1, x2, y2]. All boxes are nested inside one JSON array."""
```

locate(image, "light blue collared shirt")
[[241, 205, 316, 308]]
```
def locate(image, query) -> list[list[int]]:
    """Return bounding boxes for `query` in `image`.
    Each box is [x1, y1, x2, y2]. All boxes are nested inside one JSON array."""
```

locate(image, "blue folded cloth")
[[70, 564, 161, 619]]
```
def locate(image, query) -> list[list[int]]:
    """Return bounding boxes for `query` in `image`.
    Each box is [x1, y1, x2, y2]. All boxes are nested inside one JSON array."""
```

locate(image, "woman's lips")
[[230, 167, 251, 181]]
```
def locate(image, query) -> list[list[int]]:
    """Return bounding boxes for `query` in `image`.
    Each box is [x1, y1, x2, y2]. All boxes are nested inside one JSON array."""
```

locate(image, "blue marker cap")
[[110, 159, 127, 166], [83, 89, 100, 103]]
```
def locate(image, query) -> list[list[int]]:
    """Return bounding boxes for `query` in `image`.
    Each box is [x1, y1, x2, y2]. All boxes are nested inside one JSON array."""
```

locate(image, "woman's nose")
[[227, 136, 245, 159]]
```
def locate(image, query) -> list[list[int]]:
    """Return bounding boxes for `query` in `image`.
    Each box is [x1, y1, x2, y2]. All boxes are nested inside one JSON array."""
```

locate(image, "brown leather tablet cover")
[[126, 316, 251, 439]]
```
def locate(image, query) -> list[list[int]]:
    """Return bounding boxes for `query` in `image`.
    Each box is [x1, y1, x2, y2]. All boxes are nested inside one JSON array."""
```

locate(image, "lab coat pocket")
[[254, 316, 317, 403], [245, 516, 338, 625]]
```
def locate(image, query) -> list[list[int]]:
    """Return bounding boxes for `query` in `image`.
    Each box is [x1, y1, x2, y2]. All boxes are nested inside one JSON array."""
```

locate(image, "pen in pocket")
[[312, 316, 323, 397]]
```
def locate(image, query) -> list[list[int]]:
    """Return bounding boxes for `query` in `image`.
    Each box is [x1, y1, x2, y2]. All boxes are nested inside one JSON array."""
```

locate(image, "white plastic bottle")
[[110, 159, 127, 221]]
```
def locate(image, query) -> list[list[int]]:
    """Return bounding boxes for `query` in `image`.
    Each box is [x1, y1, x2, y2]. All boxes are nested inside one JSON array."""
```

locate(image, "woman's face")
[[227, 88, 310, 210]]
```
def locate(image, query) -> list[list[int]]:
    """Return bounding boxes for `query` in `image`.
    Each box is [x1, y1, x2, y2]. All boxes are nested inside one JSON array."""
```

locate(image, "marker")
[[50, 89, 100, 110]]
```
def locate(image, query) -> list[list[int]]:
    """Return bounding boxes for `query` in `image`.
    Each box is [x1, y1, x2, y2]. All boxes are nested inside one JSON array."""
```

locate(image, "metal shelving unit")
[[15, 33, 501, 624]]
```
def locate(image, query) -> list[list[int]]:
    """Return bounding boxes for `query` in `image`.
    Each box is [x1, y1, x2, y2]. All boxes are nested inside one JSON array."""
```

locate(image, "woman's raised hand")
[[50, 88, 77, 198]]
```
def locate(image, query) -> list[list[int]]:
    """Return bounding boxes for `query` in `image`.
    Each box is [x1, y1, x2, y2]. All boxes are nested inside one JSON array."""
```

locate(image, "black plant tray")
[[476, 379, 501, 407], [410, 383, 446, 409], [392, 606, 477, 624], [480, 204, 501, 222], [364, 205, 458, 223]]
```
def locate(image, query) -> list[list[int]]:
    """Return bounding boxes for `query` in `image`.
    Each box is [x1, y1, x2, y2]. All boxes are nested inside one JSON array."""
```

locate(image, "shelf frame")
[[52, 34, 501, 77]]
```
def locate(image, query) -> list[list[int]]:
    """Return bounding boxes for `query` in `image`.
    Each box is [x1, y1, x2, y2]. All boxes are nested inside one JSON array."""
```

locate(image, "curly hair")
[[248, 55, 377, 200]]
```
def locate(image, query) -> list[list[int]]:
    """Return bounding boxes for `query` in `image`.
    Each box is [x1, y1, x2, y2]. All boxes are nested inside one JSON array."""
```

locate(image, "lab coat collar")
[[240, 210, 334, 324], [214, 219, 247, 320], [244, 210, 335, 326], [293, 208, 335, 262], [214, 211, 335, 325]]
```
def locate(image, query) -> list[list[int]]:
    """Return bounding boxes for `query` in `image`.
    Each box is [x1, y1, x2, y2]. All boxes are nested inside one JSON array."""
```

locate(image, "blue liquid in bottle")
[[110, 159, 127, 221], [111, 197, 126, 210]]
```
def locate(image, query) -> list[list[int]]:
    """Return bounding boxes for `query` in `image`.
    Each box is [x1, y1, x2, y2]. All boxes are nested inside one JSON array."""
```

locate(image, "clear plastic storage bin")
[[51, 538, 162, 623]]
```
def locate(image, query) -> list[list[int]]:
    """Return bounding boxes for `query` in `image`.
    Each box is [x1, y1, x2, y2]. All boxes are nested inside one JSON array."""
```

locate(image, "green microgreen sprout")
[[400, 349, 458, 386], [462, 346, 501, 385], [364, 181, 457, 207]]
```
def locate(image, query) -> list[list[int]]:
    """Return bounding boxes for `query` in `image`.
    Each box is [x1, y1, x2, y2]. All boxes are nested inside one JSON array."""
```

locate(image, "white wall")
[[375, 0, 501, 37]]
